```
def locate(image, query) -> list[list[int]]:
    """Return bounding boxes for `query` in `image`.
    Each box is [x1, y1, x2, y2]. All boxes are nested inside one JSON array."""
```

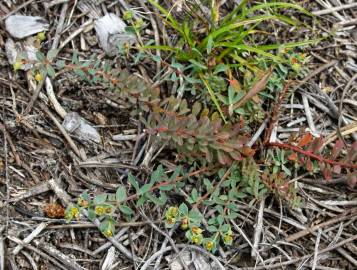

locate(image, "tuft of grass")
[[145, 0, 318, 121]]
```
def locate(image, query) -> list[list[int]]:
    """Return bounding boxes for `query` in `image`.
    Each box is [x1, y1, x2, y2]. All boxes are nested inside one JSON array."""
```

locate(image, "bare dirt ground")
[[0, 1, 356, 269]]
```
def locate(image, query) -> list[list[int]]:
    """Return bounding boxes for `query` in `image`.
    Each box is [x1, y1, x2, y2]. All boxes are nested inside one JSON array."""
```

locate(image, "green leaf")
[[221, 224, 230, 233], [93, 194, 107, 205], [81, 191, 91, 202], [225, 212, 239, 219], [56, 60, 65, 69], [199, 74, 226, 123], [203, 178, 213, 191], [207, 36, 214, 54], [128, 173, 139, 191], [179, 203, 188, 215], [188, 209, 202, 223], [219, 195, 228, 201], [190, 188, 198, 203], [169, 166, 182, 182], [72, 51, 79, 64], [74, 68, 86, 78], [35, 51, 46, 62], [136, 196, 146, 207], [139, 183, 152, 195], [119, 205, 134, 215], [207, 225, 218, 232], [159, 184, 174, 191], [116, 185, 127, 202], [213, 64, 228, 74], [145, 193, 164, 205], [46, 49, 59, 61], [159, 191, 168, 205], [217, 215, 224, 225], [87, 208, 96, 221], [152, 55, 161, 62], [189, 59, 207, 70], [151, 165, 164, 184], [282, 165, 291, 176], [46, 64, 56, 78]]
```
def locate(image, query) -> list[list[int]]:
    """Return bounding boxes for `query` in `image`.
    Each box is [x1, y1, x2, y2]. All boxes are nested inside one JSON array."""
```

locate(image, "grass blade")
[[199, 73, 227, 123]]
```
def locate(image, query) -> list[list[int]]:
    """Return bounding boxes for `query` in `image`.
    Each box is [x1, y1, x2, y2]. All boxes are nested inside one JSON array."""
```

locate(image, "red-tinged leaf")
[[215, 132, 231, 140], [217, 151, 232, 165], [299, 156, 305, 165], [229, 79, 241, 91], [297, 133, 313, 148], [217, 143, 235, 153], [308, 137, 324, 154], [232, 69, 273, 110], [322, 169, 332, 181], [319, 163, 332, 181], [331, 139, 344, 160], [288, 152, 298, 161], [211, 118, 222, 133], [229, 151, 242, 161], [240, 146, 255, 157], [333, 165, 341, 174], [306, 158, 313, 172], [237, 135, 249, 145], [201, 146, 212, 163], [347, 173, 356, 189]]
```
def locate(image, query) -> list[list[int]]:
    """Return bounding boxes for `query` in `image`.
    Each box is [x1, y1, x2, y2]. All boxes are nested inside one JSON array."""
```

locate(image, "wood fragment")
[[13, 222, 49, 255]]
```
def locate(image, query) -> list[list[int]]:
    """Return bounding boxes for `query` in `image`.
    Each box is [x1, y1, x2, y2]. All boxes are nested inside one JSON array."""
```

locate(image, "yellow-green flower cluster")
[[103, 229, 113, 237], [223, 230, 233, 245], [95, 205, 113, 216], [65, 205, 80, 221], [190, 227, 203, 245], [165, 206, 179, 226], [204, 239, 215, 251]]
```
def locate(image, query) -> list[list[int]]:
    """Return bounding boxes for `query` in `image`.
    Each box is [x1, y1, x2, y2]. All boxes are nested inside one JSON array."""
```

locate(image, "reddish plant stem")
[[264, 81, 292, 144], [193, 167, 232, 209], [268, 142, 357, 170]]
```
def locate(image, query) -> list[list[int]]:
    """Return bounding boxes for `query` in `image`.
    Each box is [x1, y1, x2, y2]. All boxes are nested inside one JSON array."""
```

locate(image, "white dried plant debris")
[[5, 15, 49, 39], [94, 13, 136, 56], [5, 38, 37, 70], [62, 112, 101, 143], [77, 0, 101, 19], [101, 247, 116, 270], [166, 250, 219, 270]]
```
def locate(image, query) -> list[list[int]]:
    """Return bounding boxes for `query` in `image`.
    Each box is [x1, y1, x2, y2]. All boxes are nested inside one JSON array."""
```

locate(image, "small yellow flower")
[[103, 229, 113, 237], [37, 32, 46, 41], [65, 206, 80, 220], [205, 241, 214, 251], [35, 73, 43, 82], [191, 227, 203, 235], [223, 234, 233, 245], [95, 206, 106, 216], [13, 62, 22, 71], [191, 234, 203, 245], [123, 10, 133, 21]]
